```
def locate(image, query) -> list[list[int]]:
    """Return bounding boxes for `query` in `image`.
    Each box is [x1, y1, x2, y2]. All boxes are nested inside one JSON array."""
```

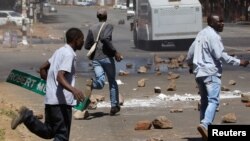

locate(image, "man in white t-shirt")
[[11, 28, 85, 141]]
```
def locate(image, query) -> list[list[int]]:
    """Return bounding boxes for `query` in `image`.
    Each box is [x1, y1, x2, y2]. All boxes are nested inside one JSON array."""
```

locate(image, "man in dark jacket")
[[85, 8, 123, 115]]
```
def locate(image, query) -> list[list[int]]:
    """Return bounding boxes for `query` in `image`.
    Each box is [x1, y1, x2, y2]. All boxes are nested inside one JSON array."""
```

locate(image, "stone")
[[167, 80, 176, 91], [155, 71, 161, 76], [138, 78, 146, 87], [118, 70, 129, 76], [134, 120, 152, 130], [221, 112, 237, 123], [154, 86, 161, 93], [137, 66, 147, 73], [167, 72, 180, 80], [228, 80, 236, 85], [152, 116, 173, 129], [73, 110, 89, 120], [221, 86, 230, 91], [170, 108, 183, 113], [154, 55, 164, 64], [241, 93, 250, 103], [126, 63, 133, 69], [245, 102, 250, 107]]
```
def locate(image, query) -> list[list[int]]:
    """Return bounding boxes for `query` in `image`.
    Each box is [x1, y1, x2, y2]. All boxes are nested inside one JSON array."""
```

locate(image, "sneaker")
[[11, 106, 29, 130], [197, 124, 208, 141], [110, 106, 120, 116]]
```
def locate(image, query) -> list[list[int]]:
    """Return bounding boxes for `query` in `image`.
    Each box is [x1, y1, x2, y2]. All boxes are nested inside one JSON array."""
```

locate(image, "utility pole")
[[22, 0, 28, 45]]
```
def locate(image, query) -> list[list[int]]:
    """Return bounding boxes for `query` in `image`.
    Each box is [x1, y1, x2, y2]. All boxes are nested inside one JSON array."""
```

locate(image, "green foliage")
[[0, 0, 17, 10], [0, 128, 5, 141], [0, 109, 17, 119]]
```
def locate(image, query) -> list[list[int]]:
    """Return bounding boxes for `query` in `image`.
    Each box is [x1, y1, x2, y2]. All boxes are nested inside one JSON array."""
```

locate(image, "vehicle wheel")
[[133, 29, 138, 48]]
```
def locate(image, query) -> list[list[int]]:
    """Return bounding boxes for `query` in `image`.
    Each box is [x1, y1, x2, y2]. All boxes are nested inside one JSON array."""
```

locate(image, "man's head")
[[207, 14, 224, 32], [97, 8, 107, 22], [66, 28, 84, 51]]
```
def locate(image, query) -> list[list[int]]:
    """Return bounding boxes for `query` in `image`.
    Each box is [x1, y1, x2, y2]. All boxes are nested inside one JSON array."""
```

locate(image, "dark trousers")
[[24, 105, 72, 141]]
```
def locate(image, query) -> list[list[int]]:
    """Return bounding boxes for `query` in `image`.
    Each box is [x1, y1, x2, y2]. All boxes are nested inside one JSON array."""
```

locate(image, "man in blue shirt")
[[186, 14, 249, 141]]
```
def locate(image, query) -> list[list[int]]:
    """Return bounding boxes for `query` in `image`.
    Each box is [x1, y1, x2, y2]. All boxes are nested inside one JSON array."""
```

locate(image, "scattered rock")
[[91, 94, 105, 102], [155, 71, 161, 76], [154, 86, 161, 93], [245, 102, 250, 107], [167, 80, 176, 91], [170, 108, 183, 113], [228, 80, 236, 85], [167, 72, 180, 80], [154, 55, 164, 64], [177, 54, 186, 63], [152, 116, 173, 129], [73, 110, 89, 120], [241, 93, 250, 103], [126, 63, 133, 69], [118, 70, 129, 76], [221, 86, 230, 91], [137, 66, 147, 73], [221, 112, 237, 123], [138, 78, 147, 87], [134, 120, 152, 130]]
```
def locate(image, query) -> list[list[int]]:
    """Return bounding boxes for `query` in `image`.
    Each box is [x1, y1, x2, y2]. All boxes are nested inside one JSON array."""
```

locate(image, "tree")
[[0, 0, 17, 10]]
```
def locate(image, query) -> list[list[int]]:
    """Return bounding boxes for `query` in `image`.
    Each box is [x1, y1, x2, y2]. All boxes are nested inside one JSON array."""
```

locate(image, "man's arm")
[[39, 61, 50, 80], [186, 42, 195, 73], [84, 30, 94, 50], [57, 71, 84, 102], [101, 24, 123, 61]]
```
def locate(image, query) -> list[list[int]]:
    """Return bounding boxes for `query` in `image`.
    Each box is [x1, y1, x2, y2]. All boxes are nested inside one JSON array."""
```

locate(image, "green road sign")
[[6, 69, 90, 111]]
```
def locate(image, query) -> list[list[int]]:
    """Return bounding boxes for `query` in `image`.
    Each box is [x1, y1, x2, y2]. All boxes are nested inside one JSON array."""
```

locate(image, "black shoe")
[[110, 106, 120, 116], [11, 106, 29, 130]]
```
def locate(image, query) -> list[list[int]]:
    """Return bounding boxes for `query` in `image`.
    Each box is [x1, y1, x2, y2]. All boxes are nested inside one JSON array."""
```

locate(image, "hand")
[[188, 64, 193, 74], [189, 68, 193, 74], [115, 52, 123, 62], [72, 88, 85, 102], [240, 60, 249, 67]]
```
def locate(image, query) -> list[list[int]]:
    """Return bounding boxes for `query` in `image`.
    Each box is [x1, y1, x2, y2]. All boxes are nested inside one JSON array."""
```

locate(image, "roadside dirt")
[[0, 23, 56, 141], [0, 83, 44, 141]]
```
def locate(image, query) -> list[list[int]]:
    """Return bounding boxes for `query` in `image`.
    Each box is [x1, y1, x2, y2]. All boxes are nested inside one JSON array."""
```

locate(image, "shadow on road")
[[183, 137, 202, 141], [40, 14, 67, 24], [86, 112, 110, 120]]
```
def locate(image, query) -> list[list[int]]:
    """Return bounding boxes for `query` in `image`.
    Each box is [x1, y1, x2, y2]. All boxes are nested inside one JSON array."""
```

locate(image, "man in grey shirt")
[[85, 8, 123, 115], [186, 14, 249, 141]]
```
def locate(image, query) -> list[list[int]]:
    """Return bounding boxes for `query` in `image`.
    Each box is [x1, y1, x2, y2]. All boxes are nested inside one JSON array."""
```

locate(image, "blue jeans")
[[196, 75, 221, 129], [92, 57, 119, 107]]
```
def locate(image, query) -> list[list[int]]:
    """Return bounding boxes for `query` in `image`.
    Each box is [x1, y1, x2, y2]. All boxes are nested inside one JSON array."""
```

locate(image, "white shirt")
[[186, 26, 240, 78], [45, 44, 77, 106]]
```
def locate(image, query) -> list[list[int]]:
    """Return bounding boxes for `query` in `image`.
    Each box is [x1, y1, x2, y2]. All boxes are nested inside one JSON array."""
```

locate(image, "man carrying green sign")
[[10, 28, 85, 141]]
